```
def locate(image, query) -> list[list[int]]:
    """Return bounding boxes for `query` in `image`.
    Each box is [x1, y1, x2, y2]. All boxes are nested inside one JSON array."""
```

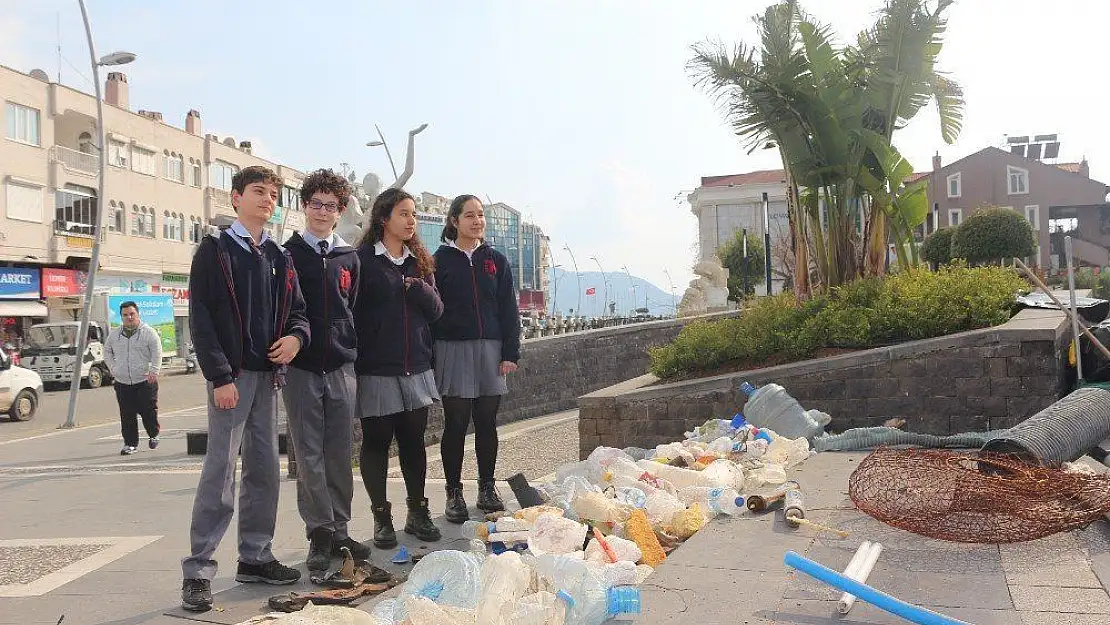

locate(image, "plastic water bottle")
[[607, 586, 642, 619], [533, 556, 640, 625], [677, 486, 746, 516], [613, 486, 647, 508], [739, 381, 826, 440], [392, 550, 483, 621], [461, 519, 494, 541]]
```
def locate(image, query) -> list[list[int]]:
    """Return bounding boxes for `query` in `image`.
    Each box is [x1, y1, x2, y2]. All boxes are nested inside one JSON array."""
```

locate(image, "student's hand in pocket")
[[268, 335, 301, 364], [213, 383, 238, 410]]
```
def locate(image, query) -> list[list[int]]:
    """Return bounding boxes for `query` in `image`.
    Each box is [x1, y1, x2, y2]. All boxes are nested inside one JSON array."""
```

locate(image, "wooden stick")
[[787, 514, 850, 538], [1013, 257, 1110, 362]]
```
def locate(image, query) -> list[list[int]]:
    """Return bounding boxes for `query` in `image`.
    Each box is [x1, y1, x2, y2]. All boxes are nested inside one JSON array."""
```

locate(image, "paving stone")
[[1001, 533, 1102, 588], [1021, 612, 1110, 625], [640, 563, 785, 624], [1010, 585, 1110, 614], [774, 599, 1019, 625], [786, 566, 1012, 610]]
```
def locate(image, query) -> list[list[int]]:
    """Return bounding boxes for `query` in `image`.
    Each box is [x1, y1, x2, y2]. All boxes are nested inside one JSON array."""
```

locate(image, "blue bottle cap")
[[740, 381, 757, 396], [734, 496, 745, 508], [755, 430, 773, 443]]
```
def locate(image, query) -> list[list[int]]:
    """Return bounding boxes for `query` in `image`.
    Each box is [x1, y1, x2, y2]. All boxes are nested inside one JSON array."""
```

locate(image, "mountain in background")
[[545, 267, 677, 317]]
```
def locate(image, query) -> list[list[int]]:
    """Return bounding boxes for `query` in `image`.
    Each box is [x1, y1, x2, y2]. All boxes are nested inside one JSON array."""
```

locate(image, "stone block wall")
[[578, 308, 1072, 458]]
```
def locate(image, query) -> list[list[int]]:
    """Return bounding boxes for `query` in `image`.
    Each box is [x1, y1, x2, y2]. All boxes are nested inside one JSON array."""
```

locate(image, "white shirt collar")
[[302, 230, 344, 254], [374, 241, 412, 266], [448, 239, 481, 259], [226, 220, 272, 252]]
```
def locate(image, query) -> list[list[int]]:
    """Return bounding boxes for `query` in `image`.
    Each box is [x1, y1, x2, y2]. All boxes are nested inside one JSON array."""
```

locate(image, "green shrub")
[[950, 207, 1036, 265], [921, 227, 955, 268], [1072, 268, 1099, 290], [649, 265, 1028, 378], [717, 230, 766, 300], [1094, 271, 1110, 300]]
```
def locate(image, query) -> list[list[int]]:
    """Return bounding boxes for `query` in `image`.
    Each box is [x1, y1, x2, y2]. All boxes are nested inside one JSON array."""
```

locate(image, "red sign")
[[41, 268, 87, 297], [518, 289, 546, 313], [585, 287, 597, 296]]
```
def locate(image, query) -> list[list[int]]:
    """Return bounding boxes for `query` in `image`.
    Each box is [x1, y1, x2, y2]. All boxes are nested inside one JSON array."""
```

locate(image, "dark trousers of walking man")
[[115, 380, 160, 449]]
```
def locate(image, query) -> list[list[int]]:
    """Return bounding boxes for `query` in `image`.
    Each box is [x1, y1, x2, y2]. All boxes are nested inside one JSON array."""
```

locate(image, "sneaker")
[[331, 535, 371, 561], [235, 560, 301, 585], [181, 578, 212, 612], [120, 446, 137, 456], [149, 436, 160, 449], [444, 486, 470, 524]]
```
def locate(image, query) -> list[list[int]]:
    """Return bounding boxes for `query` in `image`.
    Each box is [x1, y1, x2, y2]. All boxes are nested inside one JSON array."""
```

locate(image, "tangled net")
[[849, 448, 1110, 543]]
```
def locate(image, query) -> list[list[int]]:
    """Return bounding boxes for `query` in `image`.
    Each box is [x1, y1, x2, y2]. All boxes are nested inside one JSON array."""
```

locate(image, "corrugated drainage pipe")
[[980, 387, 1110, 466]]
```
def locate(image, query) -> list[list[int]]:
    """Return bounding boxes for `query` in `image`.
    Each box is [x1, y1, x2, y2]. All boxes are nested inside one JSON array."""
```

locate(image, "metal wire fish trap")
[[848, 448, 1110, 543]]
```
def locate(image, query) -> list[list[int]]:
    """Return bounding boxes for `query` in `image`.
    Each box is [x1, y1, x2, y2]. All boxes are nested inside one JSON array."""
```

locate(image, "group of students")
[[179, 166, 521, 612]]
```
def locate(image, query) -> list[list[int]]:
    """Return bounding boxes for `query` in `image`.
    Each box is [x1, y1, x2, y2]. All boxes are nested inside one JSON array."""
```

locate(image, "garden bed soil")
[[657, 346, 862, 384]]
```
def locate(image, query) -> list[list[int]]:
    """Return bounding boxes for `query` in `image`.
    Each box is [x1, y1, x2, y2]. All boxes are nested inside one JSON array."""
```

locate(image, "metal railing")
[[205, 187, 231, 205], [51, 145, 99, 174]]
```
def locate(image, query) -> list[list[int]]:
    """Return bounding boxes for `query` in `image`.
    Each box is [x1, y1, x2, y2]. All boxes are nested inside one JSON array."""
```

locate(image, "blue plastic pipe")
[[783, 551, 972, 625]]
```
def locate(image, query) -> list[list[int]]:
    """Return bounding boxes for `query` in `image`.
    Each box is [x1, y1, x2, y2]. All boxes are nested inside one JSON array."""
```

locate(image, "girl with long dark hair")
[[353, 188, 442, 545], [432, 195, 521, 523]]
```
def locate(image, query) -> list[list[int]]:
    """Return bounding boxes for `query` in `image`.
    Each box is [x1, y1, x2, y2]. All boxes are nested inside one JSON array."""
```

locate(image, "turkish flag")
[[586, 287, 597, 296]]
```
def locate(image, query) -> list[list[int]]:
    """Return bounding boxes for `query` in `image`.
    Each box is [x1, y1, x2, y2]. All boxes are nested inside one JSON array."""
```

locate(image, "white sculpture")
[[335, 124, 428, 244], [678, 259, 731, 317]]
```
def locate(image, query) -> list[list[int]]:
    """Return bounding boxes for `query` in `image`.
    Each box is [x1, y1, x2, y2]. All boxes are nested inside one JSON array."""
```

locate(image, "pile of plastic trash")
[[364, 394, 815, 625]]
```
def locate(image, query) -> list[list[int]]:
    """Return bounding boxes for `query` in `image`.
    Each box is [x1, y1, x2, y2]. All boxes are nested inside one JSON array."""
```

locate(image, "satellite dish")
[[29, 69, 49, 82], [362, 172, 382, 200]]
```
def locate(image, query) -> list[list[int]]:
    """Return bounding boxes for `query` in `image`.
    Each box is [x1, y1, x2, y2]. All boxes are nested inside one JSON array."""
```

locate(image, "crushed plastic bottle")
[[585, 446, 633, 482], [635, 459, 717, 489], [739, 381, 828, 440], [571, 491, 633, 525], [700, 458, 746, 491], [504, 591, 568, 625], [528, 514, 589, 556], [390, 550, 483, 622], [532, 556, 639, 625], [613, 486, 647, 508], [475, 551, 532, 625], [707, 436, 735, 457], [642, 490, 686, 528], [676, 486, 745, 516]]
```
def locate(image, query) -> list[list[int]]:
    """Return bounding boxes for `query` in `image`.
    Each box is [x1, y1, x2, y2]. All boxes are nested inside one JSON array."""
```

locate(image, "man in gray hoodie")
[[104, 300, 162, 455]]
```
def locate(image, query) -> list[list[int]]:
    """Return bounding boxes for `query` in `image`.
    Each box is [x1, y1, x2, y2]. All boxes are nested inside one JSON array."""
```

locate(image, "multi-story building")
[[0, 65, 307, 349]]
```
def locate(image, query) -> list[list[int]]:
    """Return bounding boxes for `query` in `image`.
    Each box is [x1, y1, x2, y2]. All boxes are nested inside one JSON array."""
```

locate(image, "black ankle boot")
[[444, 485, 470, 524], [477, 480, 505, 513], [404, 497, 442, 542], [372, 502, 397, 549], [306, 527, 333, 573]]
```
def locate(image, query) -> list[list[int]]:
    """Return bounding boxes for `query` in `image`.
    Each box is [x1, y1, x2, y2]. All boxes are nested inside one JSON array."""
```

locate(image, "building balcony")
[[50, 145, 99, 175], [205, 187, 231, 206]]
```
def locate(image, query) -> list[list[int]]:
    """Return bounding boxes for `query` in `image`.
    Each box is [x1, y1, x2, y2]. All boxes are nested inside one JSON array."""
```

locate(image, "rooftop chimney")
[[185, 109, 202, 135], [1080, 159, 1090, 178], [105, 72, 129, 110], [932, 152, 942, 172], [239, 140, 252, 155], [137, 110, 163, 122]]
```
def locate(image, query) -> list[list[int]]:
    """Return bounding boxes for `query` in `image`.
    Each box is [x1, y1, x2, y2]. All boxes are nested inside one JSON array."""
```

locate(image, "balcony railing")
[[205, 187, 231, 206], [54, 219, 96, 237], [51, 145, 99, 174]]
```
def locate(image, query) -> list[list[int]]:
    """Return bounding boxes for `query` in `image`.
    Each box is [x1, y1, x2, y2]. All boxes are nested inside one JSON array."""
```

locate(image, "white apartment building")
[[0, 65, 307, 348]]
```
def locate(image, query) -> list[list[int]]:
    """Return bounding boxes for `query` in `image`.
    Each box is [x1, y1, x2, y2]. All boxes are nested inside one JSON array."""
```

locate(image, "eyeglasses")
[[306, 199, 341, 213]]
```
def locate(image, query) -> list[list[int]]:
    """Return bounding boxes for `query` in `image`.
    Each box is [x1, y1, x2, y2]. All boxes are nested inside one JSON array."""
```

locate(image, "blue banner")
[[108, 294, 176, 354], [0, 268, 40, 300]]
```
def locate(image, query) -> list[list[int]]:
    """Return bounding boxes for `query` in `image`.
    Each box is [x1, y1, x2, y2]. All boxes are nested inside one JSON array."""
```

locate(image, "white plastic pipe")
[[840, 541, 873, 586], [839, 542, 884, 614], [1066, 236, 1084, 382]]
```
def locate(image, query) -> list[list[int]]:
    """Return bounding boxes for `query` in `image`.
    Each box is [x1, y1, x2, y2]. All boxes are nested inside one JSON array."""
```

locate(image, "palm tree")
[[689, 0, 963, 289]]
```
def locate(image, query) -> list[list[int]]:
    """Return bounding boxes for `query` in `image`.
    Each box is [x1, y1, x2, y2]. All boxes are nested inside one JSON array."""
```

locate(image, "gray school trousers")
[[182, 371, 279, 581], [281, 364, 356, 540]]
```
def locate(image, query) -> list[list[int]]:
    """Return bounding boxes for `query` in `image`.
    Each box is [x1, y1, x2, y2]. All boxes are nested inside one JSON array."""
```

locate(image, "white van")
[[0, 345, 44, 421]]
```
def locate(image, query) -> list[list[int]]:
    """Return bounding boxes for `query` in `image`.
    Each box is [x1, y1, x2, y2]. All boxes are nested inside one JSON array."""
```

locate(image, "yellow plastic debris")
[[668, 503, 708, 540], [626, 509, 667, 568]]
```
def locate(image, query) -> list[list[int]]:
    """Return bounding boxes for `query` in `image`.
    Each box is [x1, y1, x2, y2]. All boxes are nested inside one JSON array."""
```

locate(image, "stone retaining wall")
[[578, 308, 1072, 459]]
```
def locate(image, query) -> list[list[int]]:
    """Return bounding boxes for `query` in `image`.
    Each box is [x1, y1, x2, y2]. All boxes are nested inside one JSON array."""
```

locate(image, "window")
[[946, 173, 961, 198], [132, 146, 157, 176], [1008, 166, 1028, 195], [189, 216, 202, 243], [1025, 205, 1040, 231], [5, 102, 41, 146], [78, 132, 94, 154], [948, 208, 963, 227], [5, 180, 43, 222], [107, 200, 124, 233], [132, 205, 155, 237], [161, 212, 184, 241], [54, 185, 98, 236], [209, 161, 238, 190], [163, 152, 184, 183], [107, 139, 129, 167], [189, 159, 202, 187]]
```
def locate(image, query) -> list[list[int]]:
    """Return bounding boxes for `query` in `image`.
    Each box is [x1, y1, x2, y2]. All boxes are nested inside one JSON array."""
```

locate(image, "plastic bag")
[[643, 490, 686, 529], [700, 458, 745, 491], [584, 533, 642, 565], [528, 514, 589, 556]]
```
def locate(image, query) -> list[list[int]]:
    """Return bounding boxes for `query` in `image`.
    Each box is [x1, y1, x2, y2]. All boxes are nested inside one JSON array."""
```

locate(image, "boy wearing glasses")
[[280, 169, 367, 576]]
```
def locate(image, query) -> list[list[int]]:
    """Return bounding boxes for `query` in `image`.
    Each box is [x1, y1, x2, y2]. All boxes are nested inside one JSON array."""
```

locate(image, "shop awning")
[[0, 300, 48, 318]]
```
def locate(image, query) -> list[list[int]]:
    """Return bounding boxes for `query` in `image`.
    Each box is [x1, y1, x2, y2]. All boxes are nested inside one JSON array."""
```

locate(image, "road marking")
[[0, 535, 162, 597], [0, 404, 206, 447]]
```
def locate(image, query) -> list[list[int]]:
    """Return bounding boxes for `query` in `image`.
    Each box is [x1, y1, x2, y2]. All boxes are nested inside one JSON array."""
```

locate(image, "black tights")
[[359, 408, 428, 506], [440, 395, 502, 488]]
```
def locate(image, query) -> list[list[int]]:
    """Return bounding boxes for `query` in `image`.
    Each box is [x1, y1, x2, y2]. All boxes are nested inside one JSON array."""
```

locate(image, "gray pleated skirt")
[[356, 369, 440, 418], [434, 339, 508, 399]]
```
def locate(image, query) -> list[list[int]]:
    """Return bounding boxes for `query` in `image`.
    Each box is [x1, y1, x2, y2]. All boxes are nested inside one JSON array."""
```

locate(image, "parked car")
[[0, 344, 44, 421]]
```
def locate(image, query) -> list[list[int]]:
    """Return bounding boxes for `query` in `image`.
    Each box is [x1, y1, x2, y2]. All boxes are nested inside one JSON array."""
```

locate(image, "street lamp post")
[[550, 264, 563, 317], [621, 265, 636, 312], [589, 256, 611, 318], [663, 268, 678, 316], [63, 1, 136, 428], [562, 244, 582, 316], [762, 192, 772, 296], [365, 124, 399, 181]]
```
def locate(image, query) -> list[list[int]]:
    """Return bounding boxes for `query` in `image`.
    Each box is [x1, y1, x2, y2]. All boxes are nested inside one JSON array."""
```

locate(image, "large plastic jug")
[[739, 382, 828, 440], [389, 550, 483, 622]]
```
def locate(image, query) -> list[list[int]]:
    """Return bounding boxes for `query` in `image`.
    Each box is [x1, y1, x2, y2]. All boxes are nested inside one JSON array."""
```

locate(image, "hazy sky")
[[3, 0, 1108, 290]]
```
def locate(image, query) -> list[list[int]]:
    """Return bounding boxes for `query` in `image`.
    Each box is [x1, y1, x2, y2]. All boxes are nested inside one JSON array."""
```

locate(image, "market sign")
[[0, 268, 40, 300]]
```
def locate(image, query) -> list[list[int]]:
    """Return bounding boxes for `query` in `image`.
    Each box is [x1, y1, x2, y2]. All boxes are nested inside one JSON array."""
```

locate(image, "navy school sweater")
[[188, 231, 310, 388], [353, 244, 444, 377], [431, 242, 521, 363], [285, 232, 360, 374]]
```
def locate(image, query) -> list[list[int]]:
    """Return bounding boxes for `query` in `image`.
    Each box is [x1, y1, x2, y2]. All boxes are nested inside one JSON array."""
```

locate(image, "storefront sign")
[[41, 268, 88, 297], [0, 268, 40, 300], [66, 236, 94, 249]]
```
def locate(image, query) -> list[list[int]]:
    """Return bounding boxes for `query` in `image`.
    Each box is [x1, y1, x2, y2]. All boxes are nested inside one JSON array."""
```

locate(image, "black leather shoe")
[[331, 535, 371, 561], [306, 527, 333, 573], [476, 480, 505, 513], [444, 485, 470, 524], [372, 502, 398, 549], [404, 497, 442, 542]]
